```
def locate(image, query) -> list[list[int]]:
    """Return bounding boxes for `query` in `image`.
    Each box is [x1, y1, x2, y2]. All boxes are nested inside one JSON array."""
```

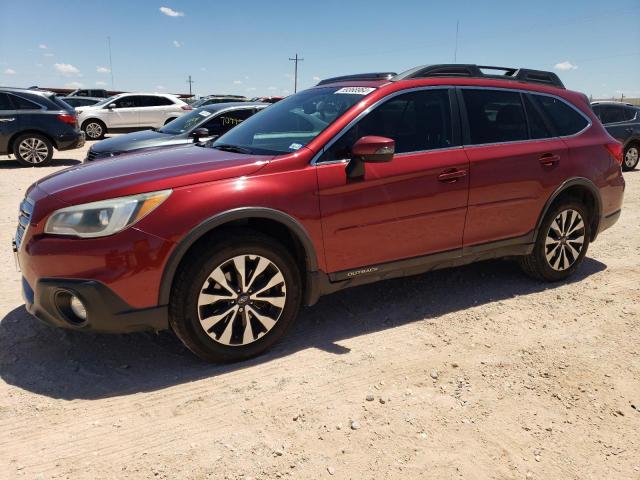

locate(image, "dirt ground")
[[0, 139, 638, 480]]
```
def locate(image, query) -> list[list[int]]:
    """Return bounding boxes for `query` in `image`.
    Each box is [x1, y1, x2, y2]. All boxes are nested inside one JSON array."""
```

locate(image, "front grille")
[[15, 197, 34, 250], [85, 148, 98, 162]]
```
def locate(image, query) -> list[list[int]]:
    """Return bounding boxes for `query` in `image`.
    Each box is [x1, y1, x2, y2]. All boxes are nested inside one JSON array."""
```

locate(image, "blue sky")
[[1, 0, 638, 98]]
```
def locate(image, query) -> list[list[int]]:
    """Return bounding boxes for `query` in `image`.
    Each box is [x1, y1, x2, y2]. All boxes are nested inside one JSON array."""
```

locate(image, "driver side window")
[[320, 89, 454, 163], [113, 96, 136, 108]]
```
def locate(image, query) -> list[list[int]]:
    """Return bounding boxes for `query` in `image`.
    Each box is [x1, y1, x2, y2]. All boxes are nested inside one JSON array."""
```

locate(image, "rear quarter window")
[[531, 95, 589, 136], [10, 94, 42, 110]]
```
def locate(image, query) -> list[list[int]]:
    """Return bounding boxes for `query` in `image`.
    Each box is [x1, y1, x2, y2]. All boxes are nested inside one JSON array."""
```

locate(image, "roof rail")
[[316, 72, 397, 86], [392, 64, 565, 89]]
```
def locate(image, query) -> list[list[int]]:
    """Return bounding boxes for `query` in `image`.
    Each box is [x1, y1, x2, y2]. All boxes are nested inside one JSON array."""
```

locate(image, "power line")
[[186, 75, 194, 96], [288, 54, 304, 93], [107, 36, 114, 88]]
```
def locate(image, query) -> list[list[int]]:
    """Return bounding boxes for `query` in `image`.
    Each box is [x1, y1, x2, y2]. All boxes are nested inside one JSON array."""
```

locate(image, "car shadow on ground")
[[0, 158, 82, 169], [0, 257, 606, 400]]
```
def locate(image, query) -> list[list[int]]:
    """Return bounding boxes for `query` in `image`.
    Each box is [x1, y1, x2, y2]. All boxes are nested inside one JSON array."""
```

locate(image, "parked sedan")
[[592, 101, 640, 170], [86, 102, 267, 161], [61, 96, 103, 108]]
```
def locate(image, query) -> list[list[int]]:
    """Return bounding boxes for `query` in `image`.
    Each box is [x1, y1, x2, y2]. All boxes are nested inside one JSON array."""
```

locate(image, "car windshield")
[[211, 86, 372, 155], [159, 108, 210, 134], [92, 95, 117, 107]]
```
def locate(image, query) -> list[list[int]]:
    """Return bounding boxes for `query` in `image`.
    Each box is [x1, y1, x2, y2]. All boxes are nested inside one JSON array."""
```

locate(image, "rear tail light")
[[606, 142, 623, 165], [57, 113, 78, 126], [181, 105, 193, 111]]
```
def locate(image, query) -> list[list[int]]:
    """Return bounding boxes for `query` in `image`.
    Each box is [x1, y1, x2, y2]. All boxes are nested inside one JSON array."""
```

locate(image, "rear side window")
[[523, 95, 552, 139], [530, 95, 588, 135], [462, 89, 528, 144], [624, 106, 638, 121], [155, 96, 175, 106], [0, 93, 13, 110], [9, 94, 41, 110]]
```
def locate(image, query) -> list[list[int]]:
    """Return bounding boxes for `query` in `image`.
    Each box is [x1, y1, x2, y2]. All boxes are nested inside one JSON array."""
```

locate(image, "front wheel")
[[169, 231, 302, 362], [83, 120, 106, 140], [623, 143, 639, 171], [519, 202, 591, 281]]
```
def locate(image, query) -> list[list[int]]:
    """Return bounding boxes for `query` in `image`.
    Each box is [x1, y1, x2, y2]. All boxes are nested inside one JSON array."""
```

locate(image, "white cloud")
[[65, 81, 84, 88], [233, 80, 243, 85], [160, 6, 184, 17], [95, 81, 107, 86], [156, 85, 166, 90], [172, 40, 183, 48], [4, 68, 16, 75], [96, 66, 110, 73], [54, 63, 79, 75], [554, 61, 578, 71], [39, 44, 48, 49], [200, 67, 207, 72], [43, 52, 54, 57], [312, 76, 320, 81]]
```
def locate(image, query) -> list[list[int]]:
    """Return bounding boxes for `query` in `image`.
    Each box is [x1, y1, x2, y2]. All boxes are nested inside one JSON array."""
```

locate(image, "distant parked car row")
[[86, 101, 267, 161]]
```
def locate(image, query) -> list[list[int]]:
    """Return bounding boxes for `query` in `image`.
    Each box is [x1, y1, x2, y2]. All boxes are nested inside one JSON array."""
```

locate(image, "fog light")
[[69, 295, 87, 321]]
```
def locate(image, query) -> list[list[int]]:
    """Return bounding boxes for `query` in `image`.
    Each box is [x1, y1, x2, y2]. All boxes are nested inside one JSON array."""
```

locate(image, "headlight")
[[44, 189, 172, 238]]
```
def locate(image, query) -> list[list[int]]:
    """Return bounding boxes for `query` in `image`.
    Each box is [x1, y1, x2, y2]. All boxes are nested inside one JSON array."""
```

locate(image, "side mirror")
[[346, 136, 395, 179], [191, 127, 210, 141], [107, 103, 116, 109]]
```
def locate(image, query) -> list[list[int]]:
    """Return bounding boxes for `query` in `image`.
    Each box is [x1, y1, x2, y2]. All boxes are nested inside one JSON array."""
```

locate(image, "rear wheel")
[[13, 133, 53, 166], [169, 231, 302, 362], [83, 119, 106, 140], [519, 202, 590, 281], [623, 143, 639, 171]]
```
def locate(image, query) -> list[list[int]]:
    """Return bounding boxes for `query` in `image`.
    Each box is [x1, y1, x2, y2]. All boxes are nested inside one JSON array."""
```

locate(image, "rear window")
[[51, 95, 74, 110], [9, 94, 42, 110], [530, 95, 588, 136], [462, 89, 528, 144]]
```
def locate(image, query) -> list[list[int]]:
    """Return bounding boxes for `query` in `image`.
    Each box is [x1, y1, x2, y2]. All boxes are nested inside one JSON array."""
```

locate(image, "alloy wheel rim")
[[18, 138, 48, 163], [545, 209, 585, 271], [197, 254, 286, 346], [625, 147, 638, 168], [85, 123, 102, 139]]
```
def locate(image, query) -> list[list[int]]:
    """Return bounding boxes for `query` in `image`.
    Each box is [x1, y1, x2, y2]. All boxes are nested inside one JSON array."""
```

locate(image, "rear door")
[[459, 88, 570, 247], [0, 92, 19, 153], [136, 95, 178, 127], [317, 88, 469, 273]]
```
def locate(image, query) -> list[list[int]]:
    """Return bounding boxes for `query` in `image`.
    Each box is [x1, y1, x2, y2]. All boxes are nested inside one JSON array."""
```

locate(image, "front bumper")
[[23, 277, 168, 333]]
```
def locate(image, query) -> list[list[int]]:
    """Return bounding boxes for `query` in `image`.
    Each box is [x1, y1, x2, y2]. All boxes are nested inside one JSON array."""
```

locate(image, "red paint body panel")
[[16, 75, 625, 315]]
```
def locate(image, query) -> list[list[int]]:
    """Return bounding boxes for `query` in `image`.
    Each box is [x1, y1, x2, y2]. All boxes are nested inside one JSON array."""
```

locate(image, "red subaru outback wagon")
[[15, 64, 625, 362]]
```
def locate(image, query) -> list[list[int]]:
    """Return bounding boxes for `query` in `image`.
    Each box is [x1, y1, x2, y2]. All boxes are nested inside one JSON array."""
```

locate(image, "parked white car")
[[76, 93, 191, 140]]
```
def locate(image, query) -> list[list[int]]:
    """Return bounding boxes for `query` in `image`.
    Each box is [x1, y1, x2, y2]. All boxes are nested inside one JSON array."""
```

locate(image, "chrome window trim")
[[311, 85, 592, 166], [311, 85, 453, 165]]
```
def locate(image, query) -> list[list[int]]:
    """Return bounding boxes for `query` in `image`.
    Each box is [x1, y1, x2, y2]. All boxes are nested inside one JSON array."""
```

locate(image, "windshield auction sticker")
[[334, 87, 376, 95]]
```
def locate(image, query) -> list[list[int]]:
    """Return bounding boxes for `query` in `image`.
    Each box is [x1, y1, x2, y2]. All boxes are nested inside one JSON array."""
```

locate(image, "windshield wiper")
[[213, 144, 252, 154]]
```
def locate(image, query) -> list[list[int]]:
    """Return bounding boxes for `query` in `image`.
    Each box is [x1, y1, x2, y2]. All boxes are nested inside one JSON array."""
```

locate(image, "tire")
[[82, 119, 106, 140], [622, 142, 639, 171], [169, 230, 302, 362], [519, 201, 591, 282], [13, 133, 53, 166], [164, 117, 177, 125]]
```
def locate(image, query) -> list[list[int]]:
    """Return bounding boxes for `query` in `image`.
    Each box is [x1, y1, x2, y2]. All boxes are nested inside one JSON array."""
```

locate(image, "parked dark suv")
[[0, 87, 84, 166], [15, 64, 625, 362], [591, 101, 640, 170]]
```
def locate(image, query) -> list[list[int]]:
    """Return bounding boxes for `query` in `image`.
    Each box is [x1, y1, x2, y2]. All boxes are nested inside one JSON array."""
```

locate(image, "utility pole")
[[186, 75, 194, 97], [453, 20, 459, 63], [107, 36, 114, 88], [288, 54, 304, 93]]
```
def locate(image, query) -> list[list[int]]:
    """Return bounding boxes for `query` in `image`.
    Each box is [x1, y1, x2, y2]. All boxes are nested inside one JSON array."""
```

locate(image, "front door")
[[106, 95, 139, 128], [316, 88, 469, 273], [0, 92, 19, 153]]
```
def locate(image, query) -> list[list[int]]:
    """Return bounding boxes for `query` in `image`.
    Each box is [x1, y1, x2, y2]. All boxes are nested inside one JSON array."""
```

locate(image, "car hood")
[[36, 145, 273, 205], [92, 129, 187, 154]]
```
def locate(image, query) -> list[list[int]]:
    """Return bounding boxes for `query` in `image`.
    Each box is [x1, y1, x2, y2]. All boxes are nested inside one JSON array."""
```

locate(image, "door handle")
[[438, 168, 467, 183], [625, 127, 633, 134], [539, 153, 560, 166], [0, 118, 16, 122]]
